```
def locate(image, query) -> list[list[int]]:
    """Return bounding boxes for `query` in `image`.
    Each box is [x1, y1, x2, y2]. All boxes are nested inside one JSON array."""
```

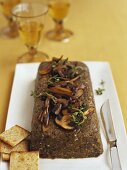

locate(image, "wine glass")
[[46, 0, 73, 42], [0, 0, 20, 38], [12, 3, 49, 63]]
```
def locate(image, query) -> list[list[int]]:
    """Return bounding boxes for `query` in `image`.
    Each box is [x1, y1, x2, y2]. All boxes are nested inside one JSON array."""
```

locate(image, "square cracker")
[[0, 125, 30, 147], [1, 153, 10, 161], [0, 139, 29, 154], [10, 151, 39, 170]]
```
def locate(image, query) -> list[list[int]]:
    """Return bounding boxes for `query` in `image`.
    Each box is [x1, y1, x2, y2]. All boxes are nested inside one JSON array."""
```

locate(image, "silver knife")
[[100, 99, 122, 170]]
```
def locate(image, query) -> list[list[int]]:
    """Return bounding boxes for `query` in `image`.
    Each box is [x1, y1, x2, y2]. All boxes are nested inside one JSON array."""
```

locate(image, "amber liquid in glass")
[[48, 1, 70, 21], [0, 0, 21, 17], [19, 22, 44, 47]]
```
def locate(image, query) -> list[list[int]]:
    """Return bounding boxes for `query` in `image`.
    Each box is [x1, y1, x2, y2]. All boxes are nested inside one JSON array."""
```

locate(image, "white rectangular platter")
[[1, 62, 127, 170]]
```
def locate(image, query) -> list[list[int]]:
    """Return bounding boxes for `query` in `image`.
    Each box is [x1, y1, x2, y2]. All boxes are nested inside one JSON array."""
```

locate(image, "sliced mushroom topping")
[[55, 65, 66, 77], [37, 112, 44, 123], [52, 55, 63, 63], [43, 111, 50, 126], [75, 89, 84, 98], [66, 76, 80, 83], [83, 107, 95, 116], [57, 98, 68, 107], [45, 97, 50, 107], [56, 81, 68, 87], [62, 109, 69, 115], [34, 57, 94, 130], [54, 103, 62, 115], [38, 98, 50, 126], [55, 115, 74, 130], [56, 76, 80, 86], [44, 98, 50, 126], [39, 63, 52, 75], [58, 70, 65, 78], [48, 87, 72, 96]]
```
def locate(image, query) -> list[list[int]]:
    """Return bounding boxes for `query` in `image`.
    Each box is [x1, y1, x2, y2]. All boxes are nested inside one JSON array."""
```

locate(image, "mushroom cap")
[[55, 115, 74, 130]]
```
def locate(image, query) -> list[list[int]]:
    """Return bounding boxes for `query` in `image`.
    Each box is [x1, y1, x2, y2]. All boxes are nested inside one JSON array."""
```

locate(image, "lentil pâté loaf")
[[30, 57, 103, 158]]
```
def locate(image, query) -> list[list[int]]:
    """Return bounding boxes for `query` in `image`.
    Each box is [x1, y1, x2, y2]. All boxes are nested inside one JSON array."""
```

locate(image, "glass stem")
[[28, 46, 37, 56], [54, 20, 64, 33]]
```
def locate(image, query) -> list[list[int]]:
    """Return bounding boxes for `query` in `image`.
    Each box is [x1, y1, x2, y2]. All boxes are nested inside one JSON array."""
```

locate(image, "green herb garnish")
[[95, 79, 105, 95], [47, 74, 67, 86], [30, 90, 43, 98], [63, 58, 68, 64], [70, 66, 83, 78], [48, 75, 63, 83], [100, 79, 105, 86], [45, 92, 57, 103], [71, 104, 88, 125], [95, 87, 105, 95], [31, 90, 57, 103]]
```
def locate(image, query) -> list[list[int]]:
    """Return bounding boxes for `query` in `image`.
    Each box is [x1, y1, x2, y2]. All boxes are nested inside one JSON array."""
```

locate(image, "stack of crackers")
[[0, 125, 39, 170]]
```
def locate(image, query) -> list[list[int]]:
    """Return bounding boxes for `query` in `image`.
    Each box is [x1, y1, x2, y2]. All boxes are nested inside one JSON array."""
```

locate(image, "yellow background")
[[0, 0, 127, 133]]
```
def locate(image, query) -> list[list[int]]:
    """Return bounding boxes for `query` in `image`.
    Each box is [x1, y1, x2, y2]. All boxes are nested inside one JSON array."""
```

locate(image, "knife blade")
[[100, 99, 122, 170]]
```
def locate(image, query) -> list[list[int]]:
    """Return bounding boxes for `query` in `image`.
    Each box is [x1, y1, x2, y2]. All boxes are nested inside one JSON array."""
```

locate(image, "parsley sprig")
[[71, 104, 88, 125], [31, 90, 57, 103], [95, 79, 105, 95]]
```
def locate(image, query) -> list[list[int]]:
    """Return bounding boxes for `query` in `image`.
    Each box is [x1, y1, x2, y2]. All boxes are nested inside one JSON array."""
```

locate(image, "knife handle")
[[110, 147, 122, 170]]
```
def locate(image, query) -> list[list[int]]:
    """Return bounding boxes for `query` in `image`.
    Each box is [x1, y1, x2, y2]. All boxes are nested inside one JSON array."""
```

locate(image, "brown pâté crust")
[[30, 60, 103, 158]]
